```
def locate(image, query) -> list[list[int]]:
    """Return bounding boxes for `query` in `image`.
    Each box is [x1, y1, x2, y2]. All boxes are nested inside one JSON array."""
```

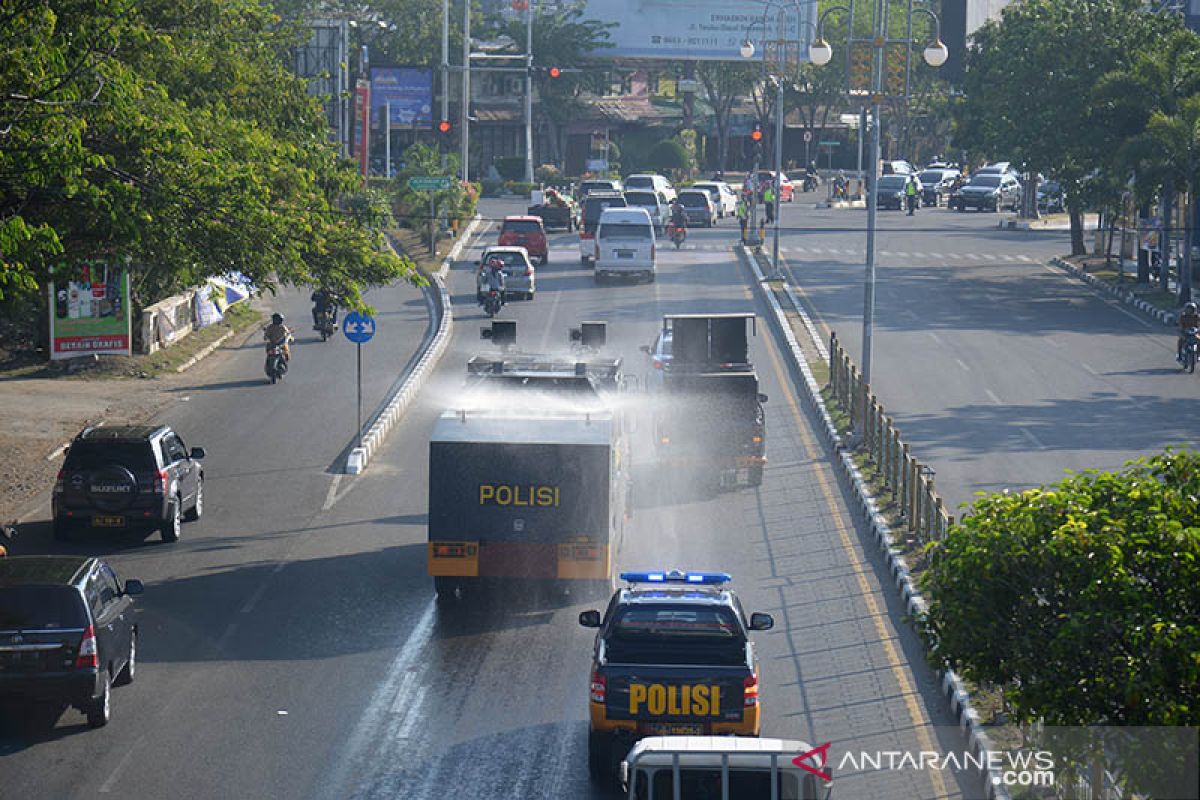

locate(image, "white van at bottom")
[[594, 207, 656, 283], [621, 736, 833, 800]]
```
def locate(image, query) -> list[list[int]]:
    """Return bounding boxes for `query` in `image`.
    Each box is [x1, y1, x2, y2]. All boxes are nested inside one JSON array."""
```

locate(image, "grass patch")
[[0, 303, 263, 381]]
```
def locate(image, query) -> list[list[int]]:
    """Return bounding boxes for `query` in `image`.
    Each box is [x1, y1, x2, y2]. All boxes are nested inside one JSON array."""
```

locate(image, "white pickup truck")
[[621, 736, 833, 800]]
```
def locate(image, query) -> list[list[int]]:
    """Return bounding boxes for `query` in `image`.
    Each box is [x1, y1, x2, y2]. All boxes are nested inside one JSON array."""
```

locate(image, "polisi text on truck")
[[478, 483, 561, 507], [628, 683, 722, 717]]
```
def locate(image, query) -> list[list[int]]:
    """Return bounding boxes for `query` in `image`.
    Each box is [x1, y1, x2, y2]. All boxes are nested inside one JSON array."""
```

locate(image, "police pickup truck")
[[578, 570, 774, 784]]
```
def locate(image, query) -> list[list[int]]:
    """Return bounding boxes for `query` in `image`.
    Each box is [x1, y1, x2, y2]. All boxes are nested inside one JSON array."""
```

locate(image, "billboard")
[[49, 261, 132, 360], [370, 67, 433, 128], [578, 0, 814, 61]]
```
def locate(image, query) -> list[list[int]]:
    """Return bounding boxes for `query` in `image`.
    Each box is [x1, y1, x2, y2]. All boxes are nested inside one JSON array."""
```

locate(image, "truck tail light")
[[75, 625, 98, 670], [590, 671, 606, 703], [153, 468, 169, 495], [751, 435, 763, 444], [54, 469, 65, 494], [743, 674, 759, 707], [652, 357, 663, 370]]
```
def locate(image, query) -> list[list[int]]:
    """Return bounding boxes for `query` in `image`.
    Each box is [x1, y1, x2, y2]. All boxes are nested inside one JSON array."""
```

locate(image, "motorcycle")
[[1181, 327, 1199, 373], [803, 174, 819, 193], [314, 307, 337, 342], [481, 289, 503, 318], [668, 224, 686, 249], [264, 340, 290, 384]]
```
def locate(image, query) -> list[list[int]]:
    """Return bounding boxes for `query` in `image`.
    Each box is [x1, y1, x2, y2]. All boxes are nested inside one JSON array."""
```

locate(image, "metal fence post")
[[848, 367, 859, 430], [934, 496, 946, 540], [910, 459, 922, 541], [890, 426, 901, 495], [899, 445, 910, 521]]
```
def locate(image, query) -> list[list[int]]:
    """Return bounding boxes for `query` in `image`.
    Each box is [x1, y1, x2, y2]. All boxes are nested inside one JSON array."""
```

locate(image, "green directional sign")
[[407, 176, 453, 191], [818, 140, 841, 147]]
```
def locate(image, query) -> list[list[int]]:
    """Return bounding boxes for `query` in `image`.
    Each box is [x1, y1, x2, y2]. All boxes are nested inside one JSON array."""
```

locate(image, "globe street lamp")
[[813, 1, 946, 388]]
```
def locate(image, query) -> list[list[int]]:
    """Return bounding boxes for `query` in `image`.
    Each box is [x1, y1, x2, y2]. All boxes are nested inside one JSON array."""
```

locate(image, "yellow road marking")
[[761, 310, 949, 800]]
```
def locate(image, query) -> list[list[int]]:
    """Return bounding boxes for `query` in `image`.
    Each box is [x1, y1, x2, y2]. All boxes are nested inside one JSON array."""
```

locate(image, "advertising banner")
[[577, 0, 812, 61], [49, 261, 132, 360], [370, 67, 433, 129]]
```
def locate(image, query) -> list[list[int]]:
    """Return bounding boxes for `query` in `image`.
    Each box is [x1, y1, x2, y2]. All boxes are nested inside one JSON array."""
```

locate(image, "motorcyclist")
[[1177, 301, 1200, 362], [263, 312, 292, 363], [310, 287, 337, 330], [668, 198, 687, 235], [834, 170, 848, 199], [480, 257, 506, 307]]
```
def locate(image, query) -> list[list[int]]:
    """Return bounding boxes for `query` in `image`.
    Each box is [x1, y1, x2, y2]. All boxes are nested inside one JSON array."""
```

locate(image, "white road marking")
[[240, 581, 271, 614], [927, 331, 945, 345], [1020, 427, 1048, 450], [965, 253, 983, 260], [99, 737, 144, 793], [900, 309, 918, 319], [1081, 362, 1099, 376], [1017, 254, 1033, 262], [1000, 254, 1016, 262], [954, 357, 971, 372], [1046, 336, 1063, 347], [985, 388, 1003, 405], [322, 474, 343, 510]]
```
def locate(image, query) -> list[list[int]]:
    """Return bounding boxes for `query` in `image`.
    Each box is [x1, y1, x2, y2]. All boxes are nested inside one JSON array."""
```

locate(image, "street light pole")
[[460, 0, 470, 182], [524, 2, 535, 184], [772, 72, 784, 279]]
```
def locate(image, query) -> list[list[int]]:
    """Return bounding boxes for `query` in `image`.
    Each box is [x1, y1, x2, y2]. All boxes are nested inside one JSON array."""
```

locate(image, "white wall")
[[966, 0, 1017, 36]]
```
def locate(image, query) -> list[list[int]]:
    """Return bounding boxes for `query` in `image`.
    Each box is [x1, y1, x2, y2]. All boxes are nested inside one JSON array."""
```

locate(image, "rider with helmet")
[[668, 198, 687, 234], [1178, 301, 1200, 362], [310, 287, 338, 330], [480, 256, 506, 306], [263, 312, 293, 363]]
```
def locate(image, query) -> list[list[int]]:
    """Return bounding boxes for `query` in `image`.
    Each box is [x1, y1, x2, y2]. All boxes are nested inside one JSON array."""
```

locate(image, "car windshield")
[[599, 222, 651, 239], [970, 175, 1002, 187], [0, 587, 88, 630], [678, 193, 707, 207], [584, 196, 625, 220], [625, 192, 657, 206], [482, 252, 524, 268], [580, 181, 614, 193], [624, 177, 653, 190], [64, 441, 156, 471], [502, 220, 542, 234], [920, 171, 946, 183], [612, 605, 742, 641], [878, 176, 907, 190]]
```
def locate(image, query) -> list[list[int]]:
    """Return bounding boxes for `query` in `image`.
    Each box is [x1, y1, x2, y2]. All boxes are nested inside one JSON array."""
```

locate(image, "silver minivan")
[[594, 207, 656, 283]]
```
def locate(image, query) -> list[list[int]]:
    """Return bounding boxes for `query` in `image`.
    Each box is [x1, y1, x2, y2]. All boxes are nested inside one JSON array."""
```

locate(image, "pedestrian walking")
[[905, 175, 918, 216], [736, 197, 748, 243], [763, 184, 776, 224]]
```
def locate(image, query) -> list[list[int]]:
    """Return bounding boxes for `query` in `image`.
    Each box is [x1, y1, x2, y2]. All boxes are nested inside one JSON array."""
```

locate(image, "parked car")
[[476, 246, 536, 301], [0, 556, 144, 728], [875, 174, 918, 210], [593, 207, 656, 283], [498, 215, 549, 265], [577, 179, 623, 199], [675, 189, 717, 228], [918, 168, 959, 207], [1037, 180, 1066, 213], [578, 191, 627, 265], [952, 173, 1021, 212], [623, 173, 676, 201], [624, 189, 670, 233], [753, 170, 794, 202], [690, 181, 739, 217], [52, 424, 205, 543]]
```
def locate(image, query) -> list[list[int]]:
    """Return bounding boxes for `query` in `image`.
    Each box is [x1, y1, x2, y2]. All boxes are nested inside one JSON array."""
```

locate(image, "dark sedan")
[[918, 169, 959, 207], [952, 173, 1022, 212], [876, 175, 916, 210]]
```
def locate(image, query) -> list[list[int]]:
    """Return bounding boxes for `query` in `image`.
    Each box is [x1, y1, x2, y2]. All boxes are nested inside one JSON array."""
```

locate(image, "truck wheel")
[[434, 577, 462, 605], [587, 731, 613, 785]]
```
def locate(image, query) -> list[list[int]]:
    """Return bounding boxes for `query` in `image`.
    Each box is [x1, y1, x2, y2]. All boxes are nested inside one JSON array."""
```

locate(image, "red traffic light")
[[548, 66, 562, 78], [750, 126, 763, 142], [437, 119, 452, 134]]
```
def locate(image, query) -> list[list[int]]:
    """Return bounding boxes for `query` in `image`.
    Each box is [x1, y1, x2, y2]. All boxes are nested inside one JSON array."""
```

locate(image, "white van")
[[594, 207, 656, 283], [621, 736, 833, 800], [623, 173, 676, 202]]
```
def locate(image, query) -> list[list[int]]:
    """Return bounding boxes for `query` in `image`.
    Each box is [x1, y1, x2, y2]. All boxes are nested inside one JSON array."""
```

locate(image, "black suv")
[[53, 424, 205, 543], [0, 556, 143, 727]]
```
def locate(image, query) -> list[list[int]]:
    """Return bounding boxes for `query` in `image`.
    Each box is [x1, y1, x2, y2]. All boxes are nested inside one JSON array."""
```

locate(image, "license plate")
[[617, 250, 634, 259], [647, 722, 704, 735], [92, 515, 125, 527]]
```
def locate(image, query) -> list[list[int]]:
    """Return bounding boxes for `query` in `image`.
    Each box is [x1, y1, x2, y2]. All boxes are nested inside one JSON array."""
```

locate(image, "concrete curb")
[[344, 214, 482, 474], [1048, 256, 1178, 326], [740, 247, 1011, 800], [175, 331, 233, 373]]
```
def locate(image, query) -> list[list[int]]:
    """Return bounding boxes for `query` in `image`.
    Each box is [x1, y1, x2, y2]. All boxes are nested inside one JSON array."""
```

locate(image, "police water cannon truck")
[[427, 321, 631, 602], [651, 313, 767, 488]]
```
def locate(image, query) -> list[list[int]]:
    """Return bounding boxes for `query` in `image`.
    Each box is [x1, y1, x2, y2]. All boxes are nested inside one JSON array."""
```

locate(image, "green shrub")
[[647, 140, 690, 173], [493, 156, 525, 181], [535, 164, 562, 183]]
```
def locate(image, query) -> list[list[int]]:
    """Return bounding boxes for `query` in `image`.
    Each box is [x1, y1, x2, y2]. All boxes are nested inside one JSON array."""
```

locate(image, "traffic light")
[[548, 66, 562, 79], [436, 119, 452, 136], [750, 123, 763, 144]]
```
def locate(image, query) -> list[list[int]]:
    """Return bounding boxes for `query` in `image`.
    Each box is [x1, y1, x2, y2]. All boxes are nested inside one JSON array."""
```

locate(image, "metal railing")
[[827, 330, 953, 544]]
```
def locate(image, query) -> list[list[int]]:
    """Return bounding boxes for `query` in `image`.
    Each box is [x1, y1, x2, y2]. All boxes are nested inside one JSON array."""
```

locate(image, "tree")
[[696, 61, 758, 175], [646, 139, 689, 174], [954, 0, 1175, 254], [921, 449, 1200, 734]]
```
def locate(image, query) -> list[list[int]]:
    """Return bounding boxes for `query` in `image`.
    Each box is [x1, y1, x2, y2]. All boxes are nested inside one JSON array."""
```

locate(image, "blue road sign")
[[342, 311, 376, 344]]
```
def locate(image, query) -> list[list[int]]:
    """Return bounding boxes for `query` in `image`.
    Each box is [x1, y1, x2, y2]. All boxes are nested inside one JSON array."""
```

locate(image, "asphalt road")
[[1, 199, 987, 799], [771, 193, 1200, 514]]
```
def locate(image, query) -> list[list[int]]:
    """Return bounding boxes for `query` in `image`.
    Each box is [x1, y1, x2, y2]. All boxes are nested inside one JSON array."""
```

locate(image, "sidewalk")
[[998, 212, 1098, 231], [1050, 254, 1181, 325]]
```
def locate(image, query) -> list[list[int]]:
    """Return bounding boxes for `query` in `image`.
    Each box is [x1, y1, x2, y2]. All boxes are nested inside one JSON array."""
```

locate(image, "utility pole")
[[441, 0, 449, 169], [460, 0, 470, 182], [524, 2, 534, 184]]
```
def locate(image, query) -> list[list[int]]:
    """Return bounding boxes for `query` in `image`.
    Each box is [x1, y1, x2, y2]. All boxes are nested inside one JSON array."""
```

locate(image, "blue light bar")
[[619, 570, 732, 586]]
